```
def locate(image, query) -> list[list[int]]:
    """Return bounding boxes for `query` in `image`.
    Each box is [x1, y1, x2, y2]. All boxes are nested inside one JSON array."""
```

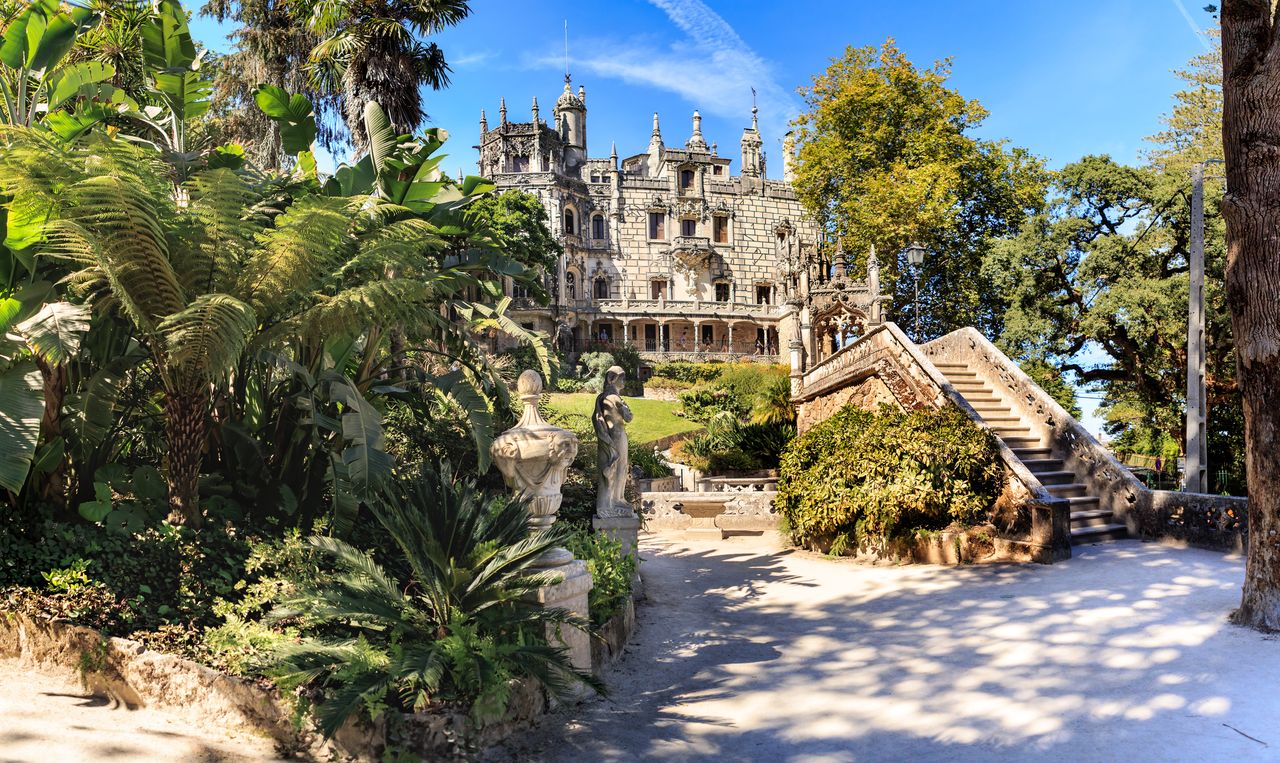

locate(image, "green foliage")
[[677, 385, 747, 423], [263, 465, 600, 737], [1020, 359, 1080, 418], [629, 444, 672, 479], [466, 190, 562, 275], [564, 529, 635, 627], [651, 361, 724, 384], [791, 39, 1046, 337], [777, 404, 1002, 551]]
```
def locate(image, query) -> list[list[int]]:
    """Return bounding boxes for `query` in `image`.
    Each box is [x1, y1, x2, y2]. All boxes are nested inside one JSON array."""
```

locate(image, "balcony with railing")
[[592, 298, 783, 320]]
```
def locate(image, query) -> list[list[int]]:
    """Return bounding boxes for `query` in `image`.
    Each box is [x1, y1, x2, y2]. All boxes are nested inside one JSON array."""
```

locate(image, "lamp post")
[[903, 243, 927, 340], [1186, 159, 1222, 493]]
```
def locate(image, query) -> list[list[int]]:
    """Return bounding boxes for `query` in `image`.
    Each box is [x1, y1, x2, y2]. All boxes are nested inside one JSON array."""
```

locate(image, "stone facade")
[[478, 77, 831, 363]]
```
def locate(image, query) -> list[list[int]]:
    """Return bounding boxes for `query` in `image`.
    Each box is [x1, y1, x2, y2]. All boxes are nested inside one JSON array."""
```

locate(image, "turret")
[[554, 75, 587, 174], [741, 105, 763, 178], [782, 130, 796, 183], [648, 112, 663, 173]]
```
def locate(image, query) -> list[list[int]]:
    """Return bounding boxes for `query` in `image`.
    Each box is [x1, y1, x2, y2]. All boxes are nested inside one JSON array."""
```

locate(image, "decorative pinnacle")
[[515, 370, 549, 428], [531, 96, 539, 120], [499, 97, 507, 124], [751, 105, 759, 131], [652, 112, 661, 138]]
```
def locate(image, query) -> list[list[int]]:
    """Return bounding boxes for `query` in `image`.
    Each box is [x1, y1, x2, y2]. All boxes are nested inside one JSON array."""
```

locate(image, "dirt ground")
[[490, 532, 1280, 763], [0, 659, 284, 763]]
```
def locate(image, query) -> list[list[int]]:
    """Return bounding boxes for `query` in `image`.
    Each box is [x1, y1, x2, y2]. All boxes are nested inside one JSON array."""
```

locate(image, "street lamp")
[[903, 243, 927, 340]]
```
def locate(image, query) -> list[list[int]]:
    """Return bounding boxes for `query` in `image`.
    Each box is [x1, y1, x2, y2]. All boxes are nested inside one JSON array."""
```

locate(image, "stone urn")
[[491, 370, 579, 568]]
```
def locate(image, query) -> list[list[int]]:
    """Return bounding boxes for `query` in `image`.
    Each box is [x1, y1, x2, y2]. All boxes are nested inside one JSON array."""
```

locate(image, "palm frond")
[[157, 293, 257, 380]]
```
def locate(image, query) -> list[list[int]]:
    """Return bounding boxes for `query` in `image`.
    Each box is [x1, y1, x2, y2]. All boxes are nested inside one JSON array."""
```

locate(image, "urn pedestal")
[[491, 370, 593, 676]]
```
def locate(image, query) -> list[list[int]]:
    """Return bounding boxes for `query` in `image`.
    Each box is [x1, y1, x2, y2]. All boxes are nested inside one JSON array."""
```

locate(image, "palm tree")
[[268, 464, 600, 737], [1, 128, 494, 525], [295, 0, 470, 148]]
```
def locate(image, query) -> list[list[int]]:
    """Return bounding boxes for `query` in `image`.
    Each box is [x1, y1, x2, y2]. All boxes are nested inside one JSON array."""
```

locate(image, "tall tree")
[[1220, 0, 1280, 631], [791, 39, 1045, 339], [202, 0, 333, 168], [296, 0, 469, 150]]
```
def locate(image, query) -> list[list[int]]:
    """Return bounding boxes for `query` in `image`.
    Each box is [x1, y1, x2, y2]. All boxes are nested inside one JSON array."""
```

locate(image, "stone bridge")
[[790, 322, 1248, 562]]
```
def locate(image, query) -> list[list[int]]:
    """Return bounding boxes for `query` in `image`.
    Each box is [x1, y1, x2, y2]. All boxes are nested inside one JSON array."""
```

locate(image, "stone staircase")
[[932, 361, 1128, 545]]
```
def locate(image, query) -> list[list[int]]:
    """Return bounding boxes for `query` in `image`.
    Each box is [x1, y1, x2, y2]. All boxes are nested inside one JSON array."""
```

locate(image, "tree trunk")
[[33, 357, 67, 512], [164, 385, 209, 528], [1221, 1, 1280, 631]]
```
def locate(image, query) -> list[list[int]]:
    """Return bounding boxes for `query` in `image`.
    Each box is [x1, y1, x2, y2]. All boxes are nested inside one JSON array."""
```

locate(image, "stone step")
[[1046, 483, 1088, 498], [1067, 495, 1101, 509], [991, 425, 1034, 437], [950, 380, 989, 389], [1028, 469, 1076, 485], [934, 363, 971, 371], [969, 400, 1012, 410], [979, 415, 1023, 424], [1012, 447, 1053, 460], [1071, 523, 1129, 544], [1000, 435, 1045, 448], [1021, 458, 1065, 471], [961, 395, 1003, 405], [1071, 509, 1115, 528]]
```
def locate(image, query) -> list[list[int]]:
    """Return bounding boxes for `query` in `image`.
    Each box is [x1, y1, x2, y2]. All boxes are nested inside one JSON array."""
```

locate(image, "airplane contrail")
[[1170, 0, 1213, 51]]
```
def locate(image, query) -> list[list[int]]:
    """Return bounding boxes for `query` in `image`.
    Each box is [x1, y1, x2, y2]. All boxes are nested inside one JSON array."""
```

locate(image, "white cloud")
[[533, 0, 798, 142], [1169, 0, 1213, 51], [451, 50, 494, 68]]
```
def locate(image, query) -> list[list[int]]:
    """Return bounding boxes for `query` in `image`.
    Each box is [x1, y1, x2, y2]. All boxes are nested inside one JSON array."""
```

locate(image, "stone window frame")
[[591, 213, 606, 241], [648, 210, 667, 241], [712, 277, 732, 303], [564, 269, 579, 301], [680, 217, 698, 237], [712, 212, 731, 245], [754, 280, 775, 306], [648, 276, 669, 301], [563, 205, 577, 235]]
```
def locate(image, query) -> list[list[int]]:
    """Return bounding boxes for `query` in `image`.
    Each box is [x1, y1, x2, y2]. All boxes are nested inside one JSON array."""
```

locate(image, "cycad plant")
[[268, 465, 600, 738]]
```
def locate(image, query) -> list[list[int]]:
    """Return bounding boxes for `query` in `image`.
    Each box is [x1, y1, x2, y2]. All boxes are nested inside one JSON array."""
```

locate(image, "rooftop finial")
[[687, 110, 708, 151], [499, 97, 507, 124], [531, 95, 539, 122], [751, 87, 759, 131], [563, 19, 571, 84], [480, 108, 487, 132], [652, 112, 661, 139]]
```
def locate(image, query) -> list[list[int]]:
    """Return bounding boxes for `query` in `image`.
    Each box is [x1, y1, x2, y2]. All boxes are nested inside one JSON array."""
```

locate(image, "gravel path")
[[491, 532, 1280, 763], [0, 660, 283, 763]]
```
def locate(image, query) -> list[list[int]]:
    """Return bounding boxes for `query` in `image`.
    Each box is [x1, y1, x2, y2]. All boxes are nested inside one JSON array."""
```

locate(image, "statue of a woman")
[[593, 365, 633, 516]]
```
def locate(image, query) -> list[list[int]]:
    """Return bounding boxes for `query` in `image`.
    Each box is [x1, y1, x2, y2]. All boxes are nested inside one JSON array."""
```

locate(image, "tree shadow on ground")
[[490, 537, 1279, 763]]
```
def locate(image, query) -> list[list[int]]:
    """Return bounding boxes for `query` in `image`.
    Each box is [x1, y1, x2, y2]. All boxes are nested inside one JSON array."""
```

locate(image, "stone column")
[[727, 321, 736, 356], [491, 371, 593, 677]]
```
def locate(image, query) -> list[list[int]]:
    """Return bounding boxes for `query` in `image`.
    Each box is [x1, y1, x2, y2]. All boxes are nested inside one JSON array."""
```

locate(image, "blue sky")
[[192, 0, 1215, 177], [191, 0, 1214, 437]]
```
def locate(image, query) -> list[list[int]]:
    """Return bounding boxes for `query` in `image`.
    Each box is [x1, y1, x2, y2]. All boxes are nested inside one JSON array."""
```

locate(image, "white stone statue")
[[491, 370, 578, 567], [593, 365, 634, 517]]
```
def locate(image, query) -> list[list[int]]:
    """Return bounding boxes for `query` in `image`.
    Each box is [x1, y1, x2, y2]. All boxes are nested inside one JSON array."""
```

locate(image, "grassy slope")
[[545, 393, 702, 445]]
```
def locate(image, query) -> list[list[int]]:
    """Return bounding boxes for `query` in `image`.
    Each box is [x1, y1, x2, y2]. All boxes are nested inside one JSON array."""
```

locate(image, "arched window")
[[565, 272, 576, 300], [592, 214, 605, 240], [594, 278, 609, 300], [563, 208, 575, 235]]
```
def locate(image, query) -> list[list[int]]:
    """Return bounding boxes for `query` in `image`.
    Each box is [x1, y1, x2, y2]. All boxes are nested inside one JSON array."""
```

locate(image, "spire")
[[610, 141, 618, 163], [499, 97, 507, 125], [686, 109, 706, 151], [652, 111, 662, 140], [752, 104, 759, 132], [479, 108, 488, 133], [531, 95, 539, 123]]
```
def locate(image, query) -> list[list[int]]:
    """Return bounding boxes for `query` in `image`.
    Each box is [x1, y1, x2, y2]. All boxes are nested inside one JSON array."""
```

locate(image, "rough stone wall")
[[796, 376, 898, 433], [1136, 491, 1249, 553]]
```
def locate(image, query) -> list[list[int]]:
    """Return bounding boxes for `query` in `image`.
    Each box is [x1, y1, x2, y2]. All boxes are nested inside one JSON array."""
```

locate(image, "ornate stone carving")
[[491, 370, 578, 567], [593, 366, 634, 518]]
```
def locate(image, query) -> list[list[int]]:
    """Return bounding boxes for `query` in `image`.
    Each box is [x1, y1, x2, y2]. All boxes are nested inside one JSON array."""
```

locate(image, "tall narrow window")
[[592, 214, 605, 240], [680, 169, 694, 190], [714, 282, 730, 302], [756, 284, 771, 305], [713, 216, 728, 243], [594, 278, 609, 299], [563, 209, 575, 235], [648, 212, 666, 240], [565, 272, 576, 300], [651, 280, 667, 300], [681, 218, 697, 237]]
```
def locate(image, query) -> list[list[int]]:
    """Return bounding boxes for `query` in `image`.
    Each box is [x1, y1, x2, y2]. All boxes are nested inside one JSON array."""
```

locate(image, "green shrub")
[[264, 466, 601, 737], [643, 377, 693, 392], [564, 529, 636, 627], [777, 404, 1002, 552], [677, 385, 748, 422], [630, 445, 673, 479], [652, 361, 724, 384]]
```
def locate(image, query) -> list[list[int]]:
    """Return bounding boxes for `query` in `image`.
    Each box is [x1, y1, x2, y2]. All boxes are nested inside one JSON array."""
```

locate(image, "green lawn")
[[545, 393, 702, 445]]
